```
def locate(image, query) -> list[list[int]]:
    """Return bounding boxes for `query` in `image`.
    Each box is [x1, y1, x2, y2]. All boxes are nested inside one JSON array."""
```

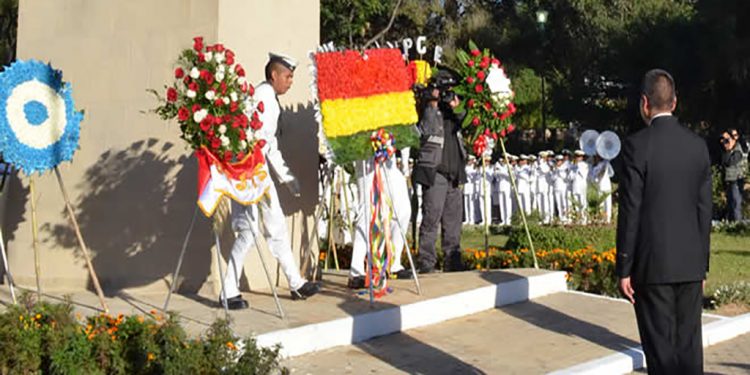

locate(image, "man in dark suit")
[[616, 69, 712, 375]]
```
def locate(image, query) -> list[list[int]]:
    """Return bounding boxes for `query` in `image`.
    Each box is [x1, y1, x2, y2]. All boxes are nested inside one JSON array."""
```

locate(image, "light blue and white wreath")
[[0, 59, 83, 174]]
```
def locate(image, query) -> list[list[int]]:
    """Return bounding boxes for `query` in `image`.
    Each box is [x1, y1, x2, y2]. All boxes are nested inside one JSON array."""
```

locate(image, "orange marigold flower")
[[226, 341, 237, 351], [147, 353, 155, 361]]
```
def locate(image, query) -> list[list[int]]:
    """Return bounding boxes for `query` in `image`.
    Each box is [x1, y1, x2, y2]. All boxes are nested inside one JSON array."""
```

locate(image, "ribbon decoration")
[[196, 141, 271, 217], [366, 129, 397, 297]]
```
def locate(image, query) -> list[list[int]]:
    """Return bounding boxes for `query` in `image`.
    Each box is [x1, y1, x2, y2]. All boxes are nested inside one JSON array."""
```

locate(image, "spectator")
[[721, 130, 744, 221]]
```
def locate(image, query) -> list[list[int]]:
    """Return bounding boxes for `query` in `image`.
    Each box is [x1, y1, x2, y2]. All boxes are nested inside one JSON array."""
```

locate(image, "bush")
[[0, 295, 285, 375], [712, 220, 750, 236], [462, 247, 618, 296], [706, 281, 750, 309], [505, 223, 616, 251]]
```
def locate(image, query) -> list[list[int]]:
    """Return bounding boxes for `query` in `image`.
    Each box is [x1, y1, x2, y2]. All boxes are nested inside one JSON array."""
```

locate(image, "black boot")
[[347, 276, 366, 289], [291, 281, 321, 300], [221, 295, 249, 310]]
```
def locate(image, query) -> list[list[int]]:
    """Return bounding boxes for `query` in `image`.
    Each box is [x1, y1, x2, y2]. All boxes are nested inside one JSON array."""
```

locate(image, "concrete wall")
[[7, 0, 320, 297]]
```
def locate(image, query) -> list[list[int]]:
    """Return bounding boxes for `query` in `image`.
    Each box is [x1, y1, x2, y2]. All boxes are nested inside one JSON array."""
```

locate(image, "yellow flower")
[[35, 314, 41, 320], [226, 341, 237, 351], [321, 91, 418, 138], [147, 353, 155, 361]]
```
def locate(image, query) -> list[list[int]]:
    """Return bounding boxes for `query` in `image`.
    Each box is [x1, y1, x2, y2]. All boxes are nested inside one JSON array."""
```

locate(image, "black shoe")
[[347, 276, 366, 289], [394, 269, 414, 279], [291, 281, 321, 300], [221, 295, 249, 310], [418, 266, 436, 274]]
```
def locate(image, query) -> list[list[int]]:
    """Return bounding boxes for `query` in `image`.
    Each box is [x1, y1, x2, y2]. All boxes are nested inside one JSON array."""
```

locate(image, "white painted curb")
[[549, 312, 750, 375], [256, 271, 567, 357]]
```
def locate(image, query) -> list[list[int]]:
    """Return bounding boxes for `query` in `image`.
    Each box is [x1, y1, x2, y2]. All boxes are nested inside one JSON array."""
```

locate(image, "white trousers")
[[553, 191, 569, 223], [497, 190, 513, 226], [463, 194, 474, 224], [478, 189, 493, 226], [535, 191, 552, 224], [350, 160, 410, 277], [571, 191, 587, 224], [518, 191, 532, 215], [222, 181, 305, 299], [601, 193, 612, 224]]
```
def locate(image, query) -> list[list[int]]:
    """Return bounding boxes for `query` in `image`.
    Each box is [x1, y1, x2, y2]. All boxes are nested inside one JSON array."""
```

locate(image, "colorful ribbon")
[[366, 130, 397, 297]]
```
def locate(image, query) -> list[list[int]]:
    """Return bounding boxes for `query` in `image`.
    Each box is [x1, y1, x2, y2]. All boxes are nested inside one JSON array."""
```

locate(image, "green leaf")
[[468, 40, 479, 52]]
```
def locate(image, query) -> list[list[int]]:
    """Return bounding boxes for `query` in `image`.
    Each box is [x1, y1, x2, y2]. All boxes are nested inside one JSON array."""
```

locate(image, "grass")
[[458, 227, 750, 290]]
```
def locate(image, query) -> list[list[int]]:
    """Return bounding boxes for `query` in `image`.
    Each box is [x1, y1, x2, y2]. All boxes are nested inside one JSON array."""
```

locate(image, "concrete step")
[[283, 291, 737, 374]]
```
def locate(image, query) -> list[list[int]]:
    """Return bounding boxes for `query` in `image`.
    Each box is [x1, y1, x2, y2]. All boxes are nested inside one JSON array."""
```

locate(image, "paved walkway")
[[704, 332, 750, 375], [285, 292, 719, 374]]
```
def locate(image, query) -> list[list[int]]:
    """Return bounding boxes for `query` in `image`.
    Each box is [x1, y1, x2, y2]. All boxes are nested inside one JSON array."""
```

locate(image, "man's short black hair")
[[642, 69, 676, 111], [264, 60, 288, 81]]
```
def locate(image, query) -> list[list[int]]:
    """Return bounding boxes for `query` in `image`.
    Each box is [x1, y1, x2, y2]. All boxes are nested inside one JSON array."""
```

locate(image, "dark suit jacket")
[[616, 115, 712, 284]]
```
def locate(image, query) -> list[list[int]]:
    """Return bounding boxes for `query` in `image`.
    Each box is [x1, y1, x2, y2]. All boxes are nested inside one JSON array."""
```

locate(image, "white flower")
[[215, 72, 225, 82], [214, 52, 224, 63], [230, 92, 238, 102], [486, 66, 513, 99], [185, 133, 193, 140], [218, 64, 226, 73], [238, 76, 246, 85], [205, 51, 213, 62], [240, 140, 248, 149], [190, 67, 200, 79], [220, 136, 230, 146], [222, 97, 230, 105], [205, 90, 216, 100], [219, 124, 227, 134], [186, 90, 196, 99], [193, 109, 208, 123]]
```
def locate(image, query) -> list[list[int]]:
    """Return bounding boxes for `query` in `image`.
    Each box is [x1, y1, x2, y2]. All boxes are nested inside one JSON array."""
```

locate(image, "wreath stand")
[[162, 199, 286, 320], [363, 157, 422, 305]]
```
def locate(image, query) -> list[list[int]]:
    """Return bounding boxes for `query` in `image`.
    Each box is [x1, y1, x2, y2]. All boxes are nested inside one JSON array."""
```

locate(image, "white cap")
[[520, 154, 529, 160], [574, 150, 586, 156], [268, 52, 298, 71]]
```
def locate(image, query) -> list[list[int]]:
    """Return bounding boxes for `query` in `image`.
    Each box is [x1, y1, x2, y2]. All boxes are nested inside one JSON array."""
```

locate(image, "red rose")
[[484, 128, 490, 136], [214, 44, 225, 52], [193, 36, 204, 51], [239, 130, 247, 140], [205, 45, 214, 52], [250, 118, 262, 130], [191, 104, 201, 113], [166, 87, 177, 102], [507, 124, 516, 133], [198, 53, 205, 63], [500, 129, 507, 138], [214, 98, 224, 107], [177, 107, 189, 121], [484, 102, 492, 111], [257, 101, 264, 113], [491, 132, 498, 141], [480, 60, 489, 69], [471, 49, 481, 57], [472, 116, 480, 126], [204, 114, 214, 124], [257, 139, 267, 148], [220, 81, 227, 94], [467, 60, 475, 67], [231, 119, 240, 128], [467, 99, 475, 108], [183, 76, 190, 85], [223, 114, 232, 123], [205, 74, 214, 85], [212, 115, 223, 125], [477, 70, 486, 81], [475, 84, 484, 93], [230, 101, 239, 113], [236, 151, 245, 160], [188, 82, 198, 92], [491, 58, 500, 66], [207, 129, 214, 138], [223, 150, 233, 162], [200, 118, 212, 131], [174, 67, 184, 79], [225, 50, 235, 65], [240, 114, 250, 128], [211, 138, 221, 149], [492, 111, 499, 119], [508, 102, 517, 114], [467, 76, 475, 84], [247, 84, 255, 96], [200, 69, 209, 80], [236, 67, 245, 77]]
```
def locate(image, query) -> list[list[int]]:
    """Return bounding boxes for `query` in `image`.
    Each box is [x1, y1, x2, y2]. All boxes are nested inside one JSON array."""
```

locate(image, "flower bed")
[[0, 297, 283, 374], [463, 247, 618, 296]]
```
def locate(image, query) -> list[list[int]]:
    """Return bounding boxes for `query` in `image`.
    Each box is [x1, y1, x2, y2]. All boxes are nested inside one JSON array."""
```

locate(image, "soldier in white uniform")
[[463, 156, 476, 224], [551, 154, 570, 223], [568, 150, 589, 224], [528, 154, 538, 213], [495, 155, 513, 226], [478, 155, 494, 225], [222, 53, 320, 310], [535, 151, 553, 224], [589, 155, 614, 224], [347, 157, 412, 288], [515, 155, 532, 215]]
